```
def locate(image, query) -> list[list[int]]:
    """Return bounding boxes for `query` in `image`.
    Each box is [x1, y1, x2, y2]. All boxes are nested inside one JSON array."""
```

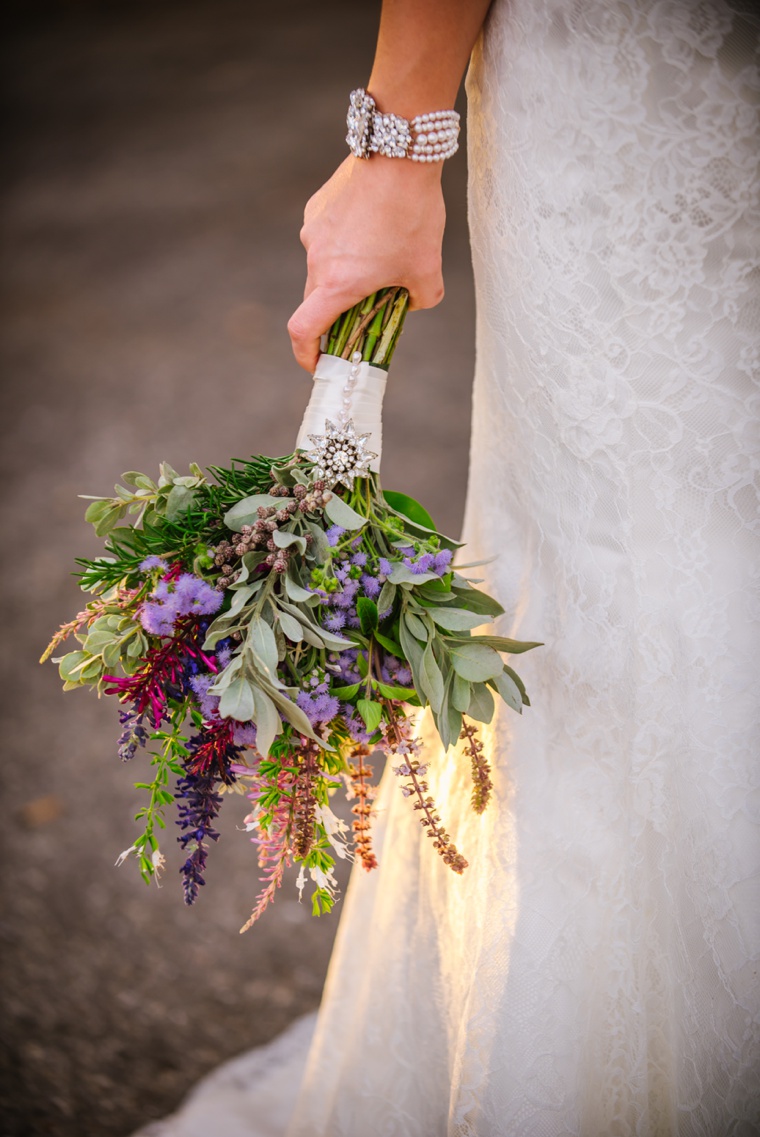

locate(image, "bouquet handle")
[[296, 287, 409, 472]]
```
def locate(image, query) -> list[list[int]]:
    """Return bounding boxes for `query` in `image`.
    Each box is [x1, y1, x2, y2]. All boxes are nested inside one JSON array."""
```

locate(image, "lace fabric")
[[287, 3, 760, 1134], [133, 3, 760, 1134]]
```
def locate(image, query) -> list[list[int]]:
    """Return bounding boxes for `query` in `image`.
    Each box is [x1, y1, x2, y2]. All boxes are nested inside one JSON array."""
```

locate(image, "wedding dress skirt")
[[136, 2, 760, 1134]]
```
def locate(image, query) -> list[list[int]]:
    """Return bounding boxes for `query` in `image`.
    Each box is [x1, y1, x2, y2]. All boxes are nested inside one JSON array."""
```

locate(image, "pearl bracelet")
[[346, 88, 460, 164]]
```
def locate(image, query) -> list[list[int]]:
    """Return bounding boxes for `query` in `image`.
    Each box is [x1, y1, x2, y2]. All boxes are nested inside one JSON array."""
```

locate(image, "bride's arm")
[[287, 0, 492, 371]]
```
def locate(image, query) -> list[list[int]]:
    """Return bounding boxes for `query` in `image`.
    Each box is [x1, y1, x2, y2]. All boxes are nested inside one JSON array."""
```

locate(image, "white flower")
[[295, 864, 307, 901], [316, 804, 351, 859], [114, 844, 138, 867]]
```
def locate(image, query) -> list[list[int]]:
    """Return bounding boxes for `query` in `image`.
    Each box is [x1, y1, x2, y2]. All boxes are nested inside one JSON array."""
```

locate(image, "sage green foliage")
[[56, 610, 149, 693]]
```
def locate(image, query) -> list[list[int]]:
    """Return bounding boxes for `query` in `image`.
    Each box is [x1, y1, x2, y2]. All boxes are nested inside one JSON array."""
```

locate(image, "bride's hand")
[[288, 155, 446, 371]]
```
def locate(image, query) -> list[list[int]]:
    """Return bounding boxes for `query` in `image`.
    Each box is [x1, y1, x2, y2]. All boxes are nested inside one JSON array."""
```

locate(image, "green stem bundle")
[[324, 287, 409, 370]]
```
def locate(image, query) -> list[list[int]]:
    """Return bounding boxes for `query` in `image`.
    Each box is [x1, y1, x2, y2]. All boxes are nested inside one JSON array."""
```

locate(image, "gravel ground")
[[0, 3, 473, 1134]]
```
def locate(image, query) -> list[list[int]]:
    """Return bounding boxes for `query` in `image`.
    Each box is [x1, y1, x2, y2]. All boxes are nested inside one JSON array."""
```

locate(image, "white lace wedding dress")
[[136, 2, 760, 1134]]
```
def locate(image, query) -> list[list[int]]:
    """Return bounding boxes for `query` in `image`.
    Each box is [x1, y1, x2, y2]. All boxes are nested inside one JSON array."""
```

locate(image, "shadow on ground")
[[0, 2, 474, 1133]]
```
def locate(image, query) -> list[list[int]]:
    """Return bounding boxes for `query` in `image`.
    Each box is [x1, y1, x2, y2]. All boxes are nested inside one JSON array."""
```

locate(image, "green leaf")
[[83, 500, 110, 524], [451, 587, 505, 618], [224, 494, 283, 531], [403, 611, 429, 642], [398, 618, 424, 693], [277, 611, 304, 643], [376, 581, 397, 614], [374, 630, 403, 657], [218, 676, 255, 721], [430, 607, 484, 632], [57, 651, 89, 682], [273, 529, 307, 554], [357, 597, 378, 636], [467, 682, 495, 724], [469, 635, 543, 654], [388, 563, 440, 586], [332, 682, 361, 699], [323, 494, 367, 531], [376, 682, 418, 702], [165, 483, 197, 521], [227, 584, 257, 617], [265, 684, 333, 749], [420, 641, 444, 714], [102, 641, 122, 670], [252, 686, 282, 754], [490, 668, 523, 714], [247, 617, 279, 679], [382, 490, 436, 531], [356, 699, 383, 733], [451, 672, 471, 713], [504, 664, 530, 707], [284, 573, 315, 602], [304, 522, 331, 563], [449, 641, 504, 682]]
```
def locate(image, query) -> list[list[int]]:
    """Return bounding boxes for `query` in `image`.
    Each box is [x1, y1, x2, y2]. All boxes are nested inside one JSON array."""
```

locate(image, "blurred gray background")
[[1, 1, 474, 1133]]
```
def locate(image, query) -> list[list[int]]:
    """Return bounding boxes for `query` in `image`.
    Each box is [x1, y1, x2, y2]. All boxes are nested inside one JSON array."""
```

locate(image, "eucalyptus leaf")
[[278, 611, 304, 643], [388, 563, 440, 586], [398, 620, 424, 694], [451, 672, 471, 713], [449, 641, 504, 682], [219, 676, 256, 721], [403, 611, 429, 642], [504, 664, 530, 707], [469, 635, 544, 654], [420, 641, 444, 714], [252, 686, 281, 754], [58, 651, 88, 682], [247, 617, 279, 679], [467, 682, 495, 724], [491, 668, 523, 714], [430, 607, 484, 631], [264, 684, 333, 749], [451, 586, 505, 617], [376, 581, 397, 614], [323, 494, 367, 531], [224, 494, 283, 531]]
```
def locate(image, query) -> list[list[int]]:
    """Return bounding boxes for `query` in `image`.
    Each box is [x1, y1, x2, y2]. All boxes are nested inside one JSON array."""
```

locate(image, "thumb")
[[288, 286, 361, 373]]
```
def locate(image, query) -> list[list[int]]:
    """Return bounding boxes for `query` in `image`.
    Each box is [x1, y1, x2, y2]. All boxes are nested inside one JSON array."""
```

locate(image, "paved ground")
[[1, 3, 474, 1135]]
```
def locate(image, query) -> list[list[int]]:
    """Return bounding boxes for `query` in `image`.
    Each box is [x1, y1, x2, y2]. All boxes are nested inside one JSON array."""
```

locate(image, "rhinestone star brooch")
[[306, 419, 377, 490]]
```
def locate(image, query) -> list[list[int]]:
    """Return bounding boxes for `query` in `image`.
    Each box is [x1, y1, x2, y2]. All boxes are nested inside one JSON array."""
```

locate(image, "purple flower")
[[296, 683, 340, 726], [140, 598, 179, 637], [325, 525, 345, 547], [351, 551, 367, 567], [323, 611, 346, 632], [232, 723, 258, 747], [174, 574, 223, 617], [341, 706, 372, 744], [117, 708, 149, 761], [433, 549, 453, 575], [361, 574, 381, 599], [378, 558, 392, 577], [140, 555, 167, 572], [411, 553, 435, 574], [175, 769, 224, 905], [189, 674, 221, 720]]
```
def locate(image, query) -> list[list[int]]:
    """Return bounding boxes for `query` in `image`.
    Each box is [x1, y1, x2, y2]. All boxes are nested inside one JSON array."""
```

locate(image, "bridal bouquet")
[[43, 289, 539, 932]]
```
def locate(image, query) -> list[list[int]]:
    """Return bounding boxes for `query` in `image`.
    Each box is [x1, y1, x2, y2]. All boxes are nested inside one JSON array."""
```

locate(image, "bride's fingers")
[[288, 286, 363, 373]]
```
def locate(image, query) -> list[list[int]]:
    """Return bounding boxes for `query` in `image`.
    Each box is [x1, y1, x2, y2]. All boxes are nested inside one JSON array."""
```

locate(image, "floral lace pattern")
[[286, 3, 760, 1135]]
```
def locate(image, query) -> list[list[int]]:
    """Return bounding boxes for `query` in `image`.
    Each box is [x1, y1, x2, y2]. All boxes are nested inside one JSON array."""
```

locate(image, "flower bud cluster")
[[461, 721, 492, 814], [347, 743, 377, 871]]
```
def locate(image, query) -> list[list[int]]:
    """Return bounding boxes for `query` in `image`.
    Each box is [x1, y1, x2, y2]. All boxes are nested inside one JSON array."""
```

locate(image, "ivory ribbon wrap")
[[295, 353, 388, 472]]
